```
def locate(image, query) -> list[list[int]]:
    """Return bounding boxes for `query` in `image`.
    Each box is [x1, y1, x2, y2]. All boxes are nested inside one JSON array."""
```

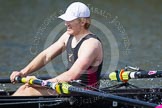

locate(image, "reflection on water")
[[0, 0, 162, 88]]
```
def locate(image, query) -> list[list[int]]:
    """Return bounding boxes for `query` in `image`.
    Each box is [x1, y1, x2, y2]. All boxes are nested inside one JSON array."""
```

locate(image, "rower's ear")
[[79, 18, 86, 25], [79, 18, 91, 29]]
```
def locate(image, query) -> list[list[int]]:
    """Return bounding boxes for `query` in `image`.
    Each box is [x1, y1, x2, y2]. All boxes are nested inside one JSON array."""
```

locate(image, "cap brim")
[[58, 14, 78, 21]]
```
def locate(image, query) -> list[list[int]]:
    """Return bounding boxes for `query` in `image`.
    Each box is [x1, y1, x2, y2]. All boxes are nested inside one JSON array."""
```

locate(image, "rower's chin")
[[67, 30, 74, 35]]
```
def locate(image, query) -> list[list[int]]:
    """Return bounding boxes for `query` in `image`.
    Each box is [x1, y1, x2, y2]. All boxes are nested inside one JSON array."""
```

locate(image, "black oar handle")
[[130, 70, 162, 78], [108, 70, 162, 82]]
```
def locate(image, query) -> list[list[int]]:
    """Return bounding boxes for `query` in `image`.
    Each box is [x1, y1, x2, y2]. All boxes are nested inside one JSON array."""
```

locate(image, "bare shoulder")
[[45, 32, 70, 52], [79, 36, 103, 55], [57, 31, 70, 45], [82, 37, 102, 49]]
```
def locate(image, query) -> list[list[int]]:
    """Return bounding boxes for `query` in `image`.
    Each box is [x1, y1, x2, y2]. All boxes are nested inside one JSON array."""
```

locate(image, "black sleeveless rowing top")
[[66, 34, 103, 88]]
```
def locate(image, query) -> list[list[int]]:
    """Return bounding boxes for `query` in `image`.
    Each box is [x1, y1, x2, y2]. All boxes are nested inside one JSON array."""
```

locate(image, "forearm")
[[21, 44, 64, 76], [47, 71, 76, 83], [20, 52, 48, 76]]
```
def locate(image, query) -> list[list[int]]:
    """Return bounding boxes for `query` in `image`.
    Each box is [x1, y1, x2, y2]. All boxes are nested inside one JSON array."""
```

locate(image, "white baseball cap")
[[58, 2, 90, 21]]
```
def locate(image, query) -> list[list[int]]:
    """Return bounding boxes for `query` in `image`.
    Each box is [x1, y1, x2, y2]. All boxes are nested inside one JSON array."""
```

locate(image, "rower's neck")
[[73, 30, 91, 42]]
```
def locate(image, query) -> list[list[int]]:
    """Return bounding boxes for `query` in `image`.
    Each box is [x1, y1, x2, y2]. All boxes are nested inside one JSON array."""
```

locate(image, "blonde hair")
[[78, 17, 91, 29]]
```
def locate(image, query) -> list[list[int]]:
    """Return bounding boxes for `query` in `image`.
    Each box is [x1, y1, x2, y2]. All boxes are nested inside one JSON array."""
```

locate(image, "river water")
[[0, 0, 162, 90]]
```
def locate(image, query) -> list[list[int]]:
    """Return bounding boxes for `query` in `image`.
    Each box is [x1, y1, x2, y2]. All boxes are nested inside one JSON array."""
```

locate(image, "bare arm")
[[21, 41, 64, 76], [10, 32, 70, 82]]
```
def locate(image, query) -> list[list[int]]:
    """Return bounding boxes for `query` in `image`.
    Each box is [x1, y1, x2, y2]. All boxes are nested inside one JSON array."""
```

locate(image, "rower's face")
[[65, 19, 82, 35]]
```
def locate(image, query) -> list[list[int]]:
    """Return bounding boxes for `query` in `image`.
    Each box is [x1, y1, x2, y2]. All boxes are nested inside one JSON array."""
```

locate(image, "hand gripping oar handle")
[[0, 76, 52, 83], [108, 70, 162, 82], [14, 76, 159, 108], [14, 76, 57, 90], [14, 76, 71, 94]]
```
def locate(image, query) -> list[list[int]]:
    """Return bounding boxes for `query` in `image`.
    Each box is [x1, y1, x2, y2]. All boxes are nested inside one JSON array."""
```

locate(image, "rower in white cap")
[[10, 2, 103, 96]]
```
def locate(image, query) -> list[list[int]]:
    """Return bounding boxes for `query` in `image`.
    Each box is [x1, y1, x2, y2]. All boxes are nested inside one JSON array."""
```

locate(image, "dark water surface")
[[0, 0, 162, 89]]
